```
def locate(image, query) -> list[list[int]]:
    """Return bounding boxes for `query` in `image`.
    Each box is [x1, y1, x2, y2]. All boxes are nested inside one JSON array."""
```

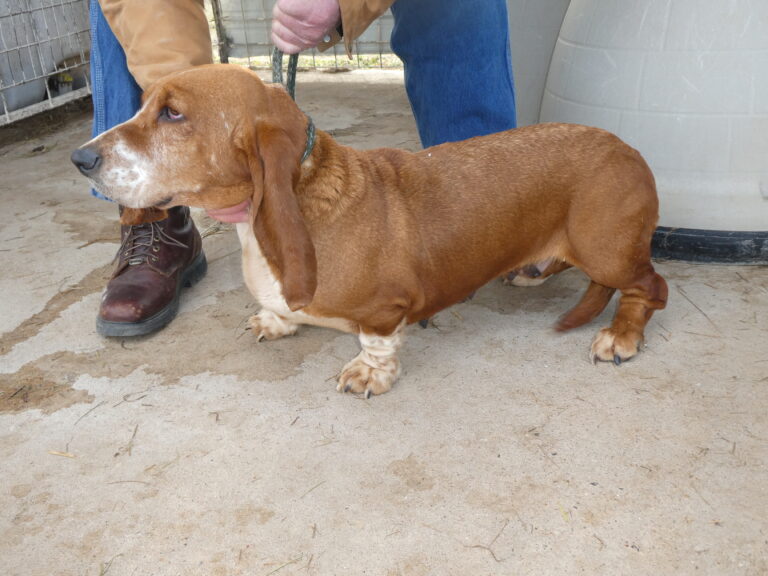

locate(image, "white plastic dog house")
[[535, 0, 768, 262]]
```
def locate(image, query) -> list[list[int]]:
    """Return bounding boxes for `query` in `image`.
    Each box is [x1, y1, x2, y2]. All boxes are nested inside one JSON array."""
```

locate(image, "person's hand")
[[271, 0, 341, 54], [206, 200, 250, 223]]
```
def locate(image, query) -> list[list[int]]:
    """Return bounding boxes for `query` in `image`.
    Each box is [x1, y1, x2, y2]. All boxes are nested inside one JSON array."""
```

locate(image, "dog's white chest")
[[235, 222, 356, 333], [236, 222, 293, 315]]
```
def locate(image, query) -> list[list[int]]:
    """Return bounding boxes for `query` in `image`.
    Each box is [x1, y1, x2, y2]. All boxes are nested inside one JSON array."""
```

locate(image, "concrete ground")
[[1, 70, 767, 576]]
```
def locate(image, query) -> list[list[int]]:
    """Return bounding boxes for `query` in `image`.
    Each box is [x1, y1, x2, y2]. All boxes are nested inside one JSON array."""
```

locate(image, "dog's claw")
[[364, 389, 371, 400], [592, 354, 598, 365], [419, 318, 429, 329], [613, 354, 622, 366]]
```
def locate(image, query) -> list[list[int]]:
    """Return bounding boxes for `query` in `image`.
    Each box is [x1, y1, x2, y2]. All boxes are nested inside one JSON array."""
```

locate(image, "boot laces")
[[118, 221, 188, 266]]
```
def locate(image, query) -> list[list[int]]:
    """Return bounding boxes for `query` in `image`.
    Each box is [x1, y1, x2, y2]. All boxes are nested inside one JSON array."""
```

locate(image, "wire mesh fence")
[[210, 0, 399, 70], [0, 0, 398, 126], [0, 0, 90, 126]]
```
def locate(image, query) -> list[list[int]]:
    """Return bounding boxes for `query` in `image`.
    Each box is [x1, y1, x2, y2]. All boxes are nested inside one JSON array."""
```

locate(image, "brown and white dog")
[[72, 64, 667, 397]]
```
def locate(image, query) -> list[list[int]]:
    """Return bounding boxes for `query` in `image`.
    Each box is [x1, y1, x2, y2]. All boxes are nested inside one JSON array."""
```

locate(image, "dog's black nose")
[[71, 146, 102, 174]]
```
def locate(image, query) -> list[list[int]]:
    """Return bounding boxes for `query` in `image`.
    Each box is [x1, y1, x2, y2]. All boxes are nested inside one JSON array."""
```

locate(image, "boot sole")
[[96, 251, 208, 338]]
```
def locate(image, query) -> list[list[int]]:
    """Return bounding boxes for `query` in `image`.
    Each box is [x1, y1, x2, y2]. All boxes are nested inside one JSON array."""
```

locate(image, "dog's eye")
[[160, 107, 184, 122]]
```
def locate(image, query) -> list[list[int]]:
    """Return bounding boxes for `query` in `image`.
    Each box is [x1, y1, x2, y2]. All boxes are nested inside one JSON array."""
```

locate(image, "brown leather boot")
[[97, 206, 207, 337]]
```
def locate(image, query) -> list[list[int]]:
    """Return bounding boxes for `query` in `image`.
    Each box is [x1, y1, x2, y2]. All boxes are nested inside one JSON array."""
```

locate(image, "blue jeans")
[[391, 0, 516, 147], [88, 0, 142, 199]]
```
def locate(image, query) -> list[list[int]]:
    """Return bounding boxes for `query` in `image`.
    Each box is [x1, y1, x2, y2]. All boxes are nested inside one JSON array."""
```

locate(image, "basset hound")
[[72, 64, 668, 397]]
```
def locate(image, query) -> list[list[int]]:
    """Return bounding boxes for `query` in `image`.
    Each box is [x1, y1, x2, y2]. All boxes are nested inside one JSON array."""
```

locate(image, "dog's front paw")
[[337, 353, 400, 398], [590, 327, 642, 365], [248, 309, 298, 341]]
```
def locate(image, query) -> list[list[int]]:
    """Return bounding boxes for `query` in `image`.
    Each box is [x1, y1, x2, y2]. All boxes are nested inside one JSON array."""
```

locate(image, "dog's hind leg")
[[588, 266, 668, 364], [504, 259, 572, 286], [555, 280, 616, 331]]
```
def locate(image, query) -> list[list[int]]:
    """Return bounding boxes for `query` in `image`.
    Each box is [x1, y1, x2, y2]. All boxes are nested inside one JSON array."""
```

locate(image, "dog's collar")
[[301, 116, 316, 164]]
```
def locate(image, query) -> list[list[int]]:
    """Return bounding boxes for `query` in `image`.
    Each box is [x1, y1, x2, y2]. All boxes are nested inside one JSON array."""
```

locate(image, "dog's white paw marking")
[[248, 309, 298, 341], [590, 327, 641, 365], [337, 324, 404, 398], [337, 353, 401, 398]]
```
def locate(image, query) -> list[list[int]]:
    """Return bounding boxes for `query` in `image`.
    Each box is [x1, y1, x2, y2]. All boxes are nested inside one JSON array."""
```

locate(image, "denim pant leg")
[[390, 0, 516, 148], [88, 0, 142, 200]]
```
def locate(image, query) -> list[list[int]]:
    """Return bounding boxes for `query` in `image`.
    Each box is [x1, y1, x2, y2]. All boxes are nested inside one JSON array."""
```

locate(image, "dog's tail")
[[555, 281, 616, 331]]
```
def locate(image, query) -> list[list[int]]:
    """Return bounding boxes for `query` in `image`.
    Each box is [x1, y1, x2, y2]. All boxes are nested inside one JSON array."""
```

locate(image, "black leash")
[[271, 47, 299, 100], [271, 47, 316, 164]]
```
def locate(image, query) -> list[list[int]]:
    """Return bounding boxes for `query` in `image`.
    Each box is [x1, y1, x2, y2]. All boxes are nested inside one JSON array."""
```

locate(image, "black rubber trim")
[[652, 226, 768, 264]]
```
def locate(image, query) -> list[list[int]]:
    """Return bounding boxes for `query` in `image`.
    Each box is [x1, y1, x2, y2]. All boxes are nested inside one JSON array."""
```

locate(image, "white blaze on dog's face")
[[74, 65, 291, 211], [72, 64, 318, 311]]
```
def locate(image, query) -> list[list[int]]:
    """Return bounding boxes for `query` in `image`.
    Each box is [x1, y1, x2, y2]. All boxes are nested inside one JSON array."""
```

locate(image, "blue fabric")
[[88, 0, 142, 199], [390, 0, 517, 147]]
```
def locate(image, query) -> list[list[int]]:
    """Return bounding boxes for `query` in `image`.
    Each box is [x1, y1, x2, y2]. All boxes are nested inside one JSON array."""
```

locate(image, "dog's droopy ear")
[[245, 122, 317, 311]]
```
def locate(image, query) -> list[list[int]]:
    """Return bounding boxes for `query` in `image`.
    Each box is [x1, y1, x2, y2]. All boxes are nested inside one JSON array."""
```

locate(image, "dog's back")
[[315, 123, 661, 325]]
